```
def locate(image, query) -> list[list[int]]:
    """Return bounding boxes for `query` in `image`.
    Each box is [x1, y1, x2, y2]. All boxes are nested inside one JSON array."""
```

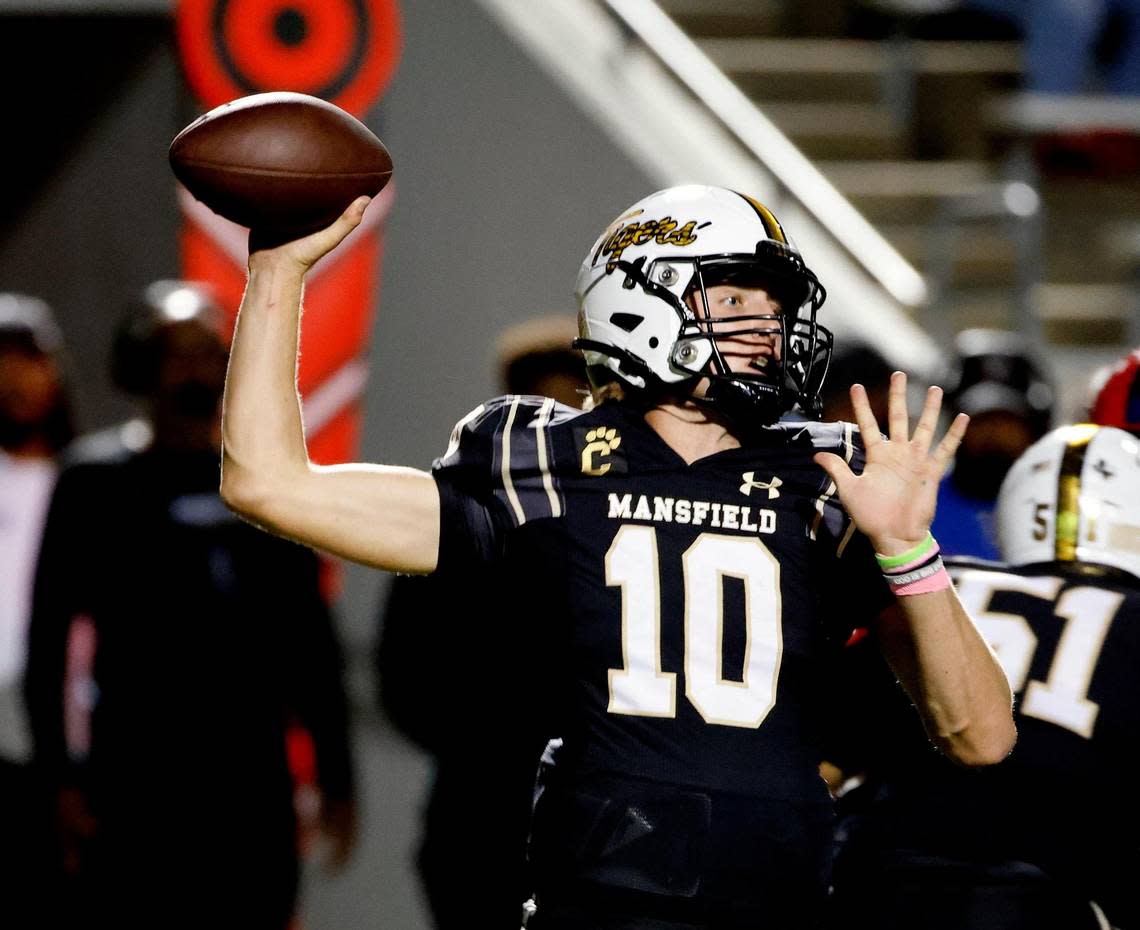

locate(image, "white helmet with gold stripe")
[[574, 185, 831, 425], [996, 424, 1140, 579]]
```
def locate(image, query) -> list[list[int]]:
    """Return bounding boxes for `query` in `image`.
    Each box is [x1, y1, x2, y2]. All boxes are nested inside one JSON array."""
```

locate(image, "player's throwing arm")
[[219, 199, 441, 574], [167, 94, 440, 573]]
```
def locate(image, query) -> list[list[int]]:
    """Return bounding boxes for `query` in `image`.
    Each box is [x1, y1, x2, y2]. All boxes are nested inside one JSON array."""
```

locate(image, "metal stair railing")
[[474, 0, 943, 374], [603, 0, 929, 310]]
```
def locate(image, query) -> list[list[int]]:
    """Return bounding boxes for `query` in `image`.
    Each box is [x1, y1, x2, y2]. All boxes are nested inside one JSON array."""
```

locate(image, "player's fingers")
[[247, 197, 364, 257], [911, 385, 943, 455], [344, 195, 371, 224], [849, 384, 882, 452], [931, 412, 970, 474], [887, 370, 909, 443], [319, 196, 371, 244], [814, 451, 854, 497], [279, 197, 371, 265]]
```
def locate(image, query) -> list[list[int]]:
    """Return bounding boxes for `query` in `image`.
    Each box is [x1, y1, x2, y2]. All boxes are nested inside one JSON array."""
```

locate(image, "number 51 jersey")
[[432, 396, 892, 808]]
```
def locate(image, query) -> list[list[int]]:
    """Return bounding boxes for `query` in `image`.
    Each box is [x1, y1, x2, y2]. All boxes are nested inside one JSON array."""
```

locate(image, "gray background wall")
[[0, 1, 651, 926]]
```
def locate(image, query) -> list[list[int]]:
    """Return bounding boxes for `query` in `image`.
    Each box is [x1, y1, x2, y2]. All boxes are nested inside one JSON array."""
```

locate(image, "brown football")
[[169, 92, 393, 233]]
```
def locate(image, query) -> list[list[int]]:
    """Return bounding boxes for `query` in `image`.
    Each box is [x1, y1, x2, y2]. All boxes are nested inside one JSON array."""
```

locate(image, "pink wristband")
[[891, 565, 952, 596]]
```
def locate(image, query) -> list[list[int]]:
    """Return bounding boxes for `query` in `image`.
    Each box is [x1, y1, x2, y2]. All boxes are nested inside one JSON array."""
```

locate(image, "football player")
[[221, 185, 1014, 928], [825, 423, 1140, 930]]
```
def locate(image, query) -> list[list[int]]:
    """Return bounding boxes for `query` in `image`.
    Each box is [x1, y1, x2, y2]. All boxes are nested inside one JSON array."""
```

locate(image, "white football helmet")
[[574, 185, 831, 424], [996, 424, 1140, 579]]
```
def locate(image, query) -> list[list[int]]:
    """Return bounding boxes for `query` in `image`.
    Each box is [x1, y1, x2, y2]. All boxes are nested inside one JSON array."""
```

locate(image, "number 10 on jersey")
[[606, 526, 784, 728]]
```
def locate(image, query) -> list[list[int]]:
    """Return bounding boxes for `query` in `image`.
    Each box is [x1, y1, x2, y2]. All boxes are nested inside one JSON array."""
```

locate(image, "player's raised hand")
[[248, 196, 371, 272], [813, 371, 968, 556]]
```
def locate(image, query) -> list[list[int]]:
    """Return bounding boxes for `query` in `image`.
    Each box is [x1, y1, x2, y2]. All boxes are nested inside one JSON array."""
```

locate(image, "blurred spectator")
[[375, 315, 584, 929], [969, 0, 1140, 95], [883, 0, 1140, 94], [975, 0, 1140, 175], [1088, 346, 1140, 435], [820, 340, 894, 426], [496, 316, 591, 407], [0, 293, 74, 928], [24, 281, 355, 929], [932, 328, 1053, 559], [863, 0, 1140, 173]]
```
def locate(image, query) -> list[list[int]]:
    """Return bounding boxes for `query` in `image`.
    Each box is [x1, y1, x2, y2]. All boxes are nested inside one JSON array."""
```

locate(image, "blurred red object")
[[1035, 130, 1140, 177], [1090, 347, 1140, 435]]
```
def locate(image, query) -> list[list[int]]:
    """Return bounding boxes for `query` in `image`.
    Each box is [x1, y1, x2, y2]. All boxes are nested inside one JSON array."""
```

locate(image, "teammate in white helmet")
[[826, 423, 1140, 930]]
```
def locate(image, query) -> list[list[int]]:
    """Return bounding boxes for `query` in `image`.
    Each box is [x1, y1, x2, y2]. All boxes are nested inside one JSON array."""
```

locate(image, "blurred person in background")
[[862, 0, 1140, 172], [24, 281, 356, 930], [968, 0, 1140, 96], [932, 328, 1053, 559], [824, 423, 1140, 930], [966, 0, 1140, 173], [375, 315, 586, 929], [1088, 346, 1140, 435], [494, 315, 591, 411], [0, 293, 74, 928], [819, 340, 894, 427], [884, 0, 1140, 95]]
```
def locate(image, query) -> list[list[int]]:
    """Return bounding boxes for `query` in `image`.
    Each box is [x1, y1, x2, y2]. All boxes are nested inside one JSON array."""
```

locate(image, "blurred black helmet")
[[0, 292, 73, 452], [820, 341, 893, 397], [112, 280, 224, 396], [946, 328, 1054, 438], [0, 292, 64, 356]]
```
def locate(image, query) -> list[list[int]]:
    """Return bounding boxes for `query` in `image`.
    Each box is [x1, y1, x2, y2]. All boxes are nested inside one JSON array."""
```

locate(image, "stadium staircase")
[[660, 0, 1140, 411]]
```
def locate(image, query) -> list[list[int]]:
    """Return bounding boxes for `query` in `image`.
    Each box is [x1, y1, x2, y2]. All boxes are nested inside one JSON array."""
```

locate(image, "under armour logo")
[[1093, 458, 1115, 480], [740, 472, 782, 499]]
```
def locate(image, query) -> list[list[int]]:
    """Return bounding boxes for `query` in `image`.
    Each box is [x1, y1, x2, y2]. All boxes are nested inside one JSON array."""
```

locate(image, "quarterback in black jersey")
[[825, 424, 1140, 930], [220, 185, 1015, 928]]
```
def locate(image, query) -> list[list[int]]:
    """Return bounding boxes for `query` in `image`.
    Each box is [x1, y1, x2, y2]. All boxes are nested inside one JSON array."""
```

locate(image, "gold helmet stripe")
[[732, 192, 788, 244], [1055, 424, 1099, 561]]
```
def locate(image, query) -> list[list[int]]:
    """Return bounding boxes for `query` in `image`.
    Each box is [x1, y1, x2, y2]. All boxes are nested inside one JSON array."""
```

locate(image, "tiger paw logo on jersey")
[[579, 427, 625, 476], [593, 211, 703, 270], [740, 472, 782, 499]]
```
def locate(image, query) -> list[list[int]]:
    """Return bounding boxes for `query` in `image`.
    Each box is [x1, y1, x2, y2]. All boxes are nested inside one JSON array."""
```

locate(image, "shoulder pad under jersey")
[[783, 420, 872, 547], [773, 419, 871, 476], [433, 394, 584, 526]]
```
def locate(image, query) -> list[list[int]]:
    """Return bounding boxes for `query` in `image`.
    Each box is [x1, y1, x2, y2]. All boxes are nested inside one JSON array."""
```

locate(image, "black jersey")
[[828, 558, 1140, 930], [433, 396, 892, 914]]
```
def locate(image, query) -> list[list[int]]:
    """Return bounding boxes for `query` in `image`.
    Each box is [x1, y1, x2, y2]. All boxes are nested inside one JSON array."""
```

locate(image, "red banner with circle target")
[[176, 0, 401, 116], [174, 0, 399, 610], [174, 0, 400, 473]]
